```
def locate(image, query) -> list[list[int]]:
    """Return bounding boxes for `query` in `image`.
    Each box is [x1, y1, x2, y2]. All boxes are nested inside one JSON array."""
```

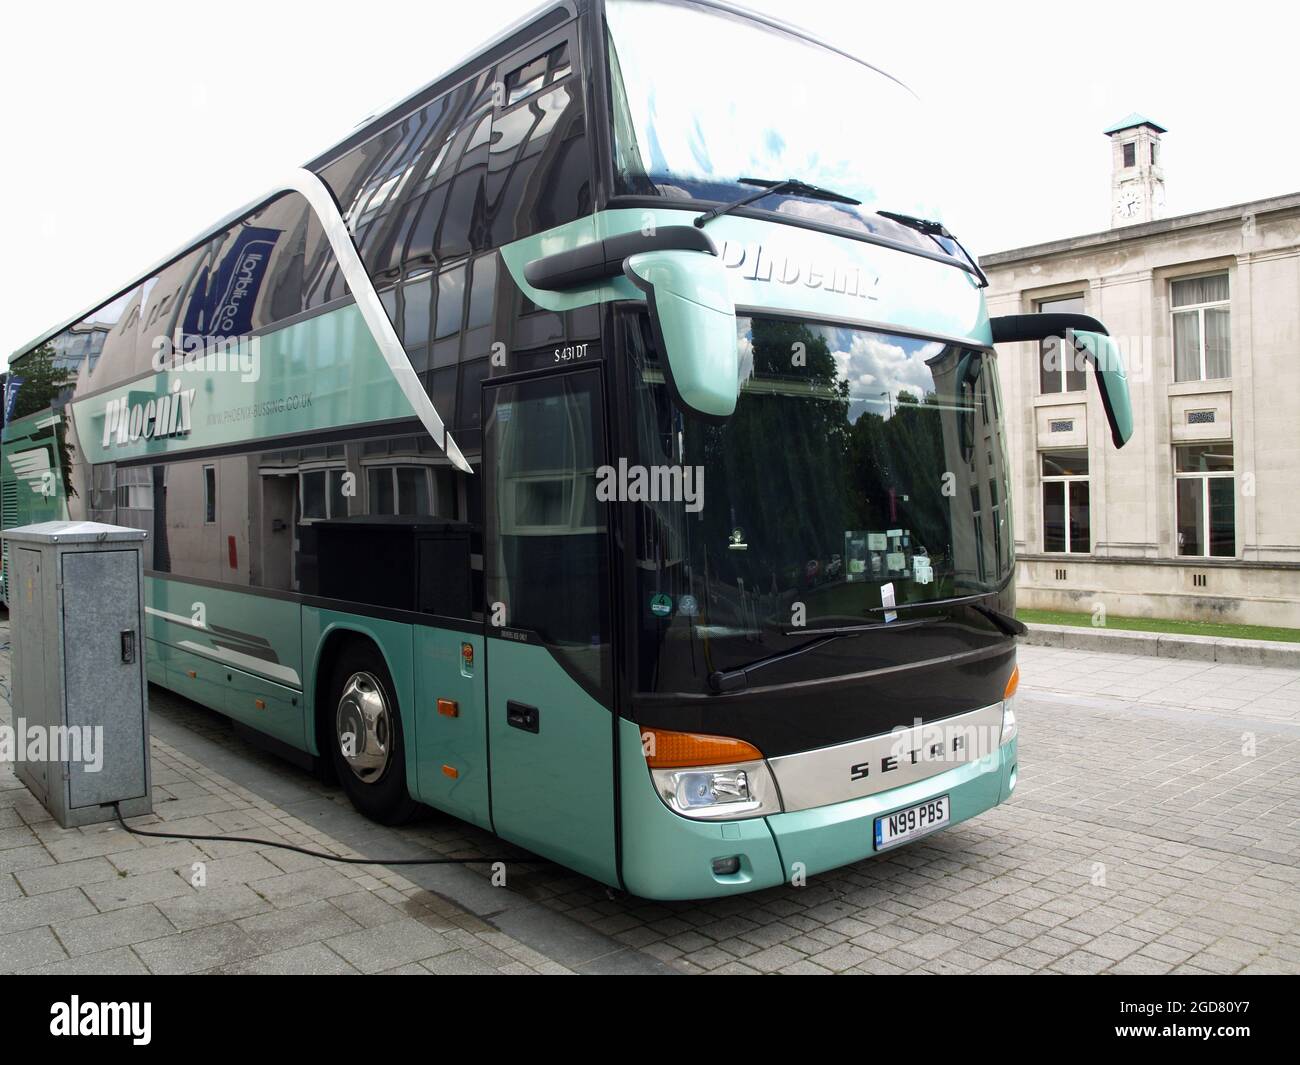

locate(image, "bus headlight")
[[651, 760, 780, 819], [642, 728, 782, 819]]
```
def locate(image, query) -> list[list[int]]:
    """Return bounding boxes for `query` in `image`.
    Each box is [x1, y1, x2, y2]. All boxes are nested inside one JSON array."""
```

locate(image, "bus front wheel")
[[328, 643, 419, 825]]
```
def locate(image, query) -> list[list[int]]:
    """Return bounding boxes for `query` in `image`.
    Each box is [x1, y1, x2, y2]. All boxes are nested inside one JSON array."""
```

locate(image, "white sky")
[[3, 0, 1296, 361]]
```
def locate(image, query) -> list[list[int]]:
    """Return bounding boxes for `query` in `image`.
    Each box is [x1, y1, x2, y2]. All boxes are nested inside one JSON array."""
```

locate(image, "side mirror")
[[623, 249, 739, 420], [520, 226, 740, 420], [1070, 330, 1133, 448], [989, 313, 1134, 449]]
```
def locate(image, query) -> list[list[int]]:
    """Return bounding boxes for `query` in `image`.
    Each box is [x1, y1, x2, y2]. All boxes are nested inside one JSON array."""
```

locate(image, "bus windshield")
[[605, 0, 949, 257], [627, 314, 1014, 694]]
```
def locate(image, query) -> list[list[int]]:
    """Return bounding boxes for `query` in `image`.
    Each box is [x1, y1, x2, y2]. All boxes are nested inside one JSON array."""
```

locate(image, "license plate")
[[874, 795, 950, 850]]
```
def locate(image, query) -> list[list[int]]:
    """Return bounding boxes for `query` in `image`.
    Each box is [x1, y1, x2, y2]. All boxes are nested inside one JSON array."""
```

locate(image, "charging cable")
[[113, 803, 548, 867]]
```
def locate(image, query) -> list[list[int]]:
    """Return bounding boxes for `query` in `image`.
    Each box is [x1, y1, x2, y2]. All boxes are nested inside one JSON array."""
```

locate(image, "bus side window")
[[489, 31, 588, 245]]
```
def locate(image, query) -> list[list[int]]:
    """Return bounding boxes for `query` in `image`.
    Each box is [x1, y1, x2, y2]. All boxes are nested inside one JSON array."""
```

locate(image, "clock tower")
[[1105, 113, 1167, 228]]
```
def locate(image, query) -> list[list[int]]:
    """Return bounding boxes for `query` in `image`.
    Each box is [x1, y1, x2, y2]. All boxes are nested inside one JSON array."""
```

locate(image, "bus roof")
[[8, 1, 576, 370]]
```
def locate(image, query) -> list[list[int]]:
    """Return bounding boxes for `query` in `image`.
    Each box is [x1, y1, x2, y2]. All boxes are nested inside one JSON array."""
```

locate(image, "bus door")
[[481, 368, 619, 885]]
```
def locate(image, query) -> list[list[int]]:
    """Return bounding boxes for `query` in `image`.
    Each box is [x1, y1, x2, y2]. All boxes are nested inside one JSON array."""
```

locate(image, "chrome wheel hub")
[[336, 671, 391, 782]]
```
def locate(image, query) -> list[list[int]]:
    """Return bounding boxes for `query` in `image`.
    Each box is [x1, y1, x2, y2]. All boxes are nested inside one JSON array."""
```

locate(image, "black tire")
[[326, 641, 419, 825]]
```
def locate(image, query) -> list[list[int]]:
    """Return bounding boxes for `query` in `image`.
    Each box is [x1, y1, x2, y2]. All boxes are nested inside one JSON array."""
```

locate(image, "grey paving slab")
[[0, 924, 68, 972], [325, 917, 459, 974], [235, 898, 364, 953], [214, 941, 359, 975], [15, 856, 120, 896], [82, 869, 193, 913], [53, 903, 177, 957], [22, 946, 152, 976], [134, 922, 266, 975], [0, 887, 97, 936], [155, 883, 273, 932]]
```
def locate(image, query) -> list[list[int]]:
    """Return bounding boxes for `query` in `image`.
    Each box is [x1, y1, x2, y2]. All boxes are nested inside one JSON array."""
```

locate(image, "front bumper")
[[618, 717, 1018, 900], [764, 739, 1016, 879]]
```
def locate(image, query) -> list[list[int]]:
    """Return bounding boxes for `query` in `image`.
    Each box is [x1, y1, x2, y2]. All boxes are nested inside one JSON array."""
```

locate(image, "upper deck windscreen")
[[606, 0, 950, 257]]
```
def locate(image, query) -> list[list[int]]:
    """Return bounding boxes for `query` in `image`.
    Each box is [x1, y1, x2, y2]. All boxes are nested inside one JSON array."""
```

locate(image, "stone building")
[[981, 116, 1300, 628]]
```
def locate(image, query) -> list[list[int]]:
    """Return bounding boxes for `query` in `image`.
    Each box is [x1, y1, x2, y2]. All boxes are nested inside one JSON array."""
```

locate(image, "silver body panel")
[[768, 701, 1005, 812]]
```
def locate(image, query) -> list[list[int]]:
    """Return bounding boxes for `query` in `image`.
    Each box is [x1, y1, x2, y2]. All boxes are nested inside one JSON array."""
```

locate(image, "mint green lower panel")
[[617, 719, 785, 900], [765, 740, 1017, 880], [145, 639, 167, 687], [486, 640, 617, 886], [224, 665, 304, 741], [999, 738, 1019, 803], [413, 628, 490, 831], [149, 637, 305, 745], [149, 637, 224, 714], [144, 577, 303, 689]]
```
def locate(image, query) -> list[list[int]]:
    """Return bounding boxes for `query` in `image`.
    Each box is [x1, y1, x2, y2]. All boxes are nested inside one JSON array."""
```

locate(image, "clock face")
[[1115, 191, 1141, 217]]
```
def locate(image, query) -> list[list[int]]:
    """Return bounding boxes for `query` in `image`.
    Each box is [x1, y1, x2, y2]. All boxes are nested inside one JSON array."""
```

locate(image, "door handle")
[[506, 700, 539, 733]]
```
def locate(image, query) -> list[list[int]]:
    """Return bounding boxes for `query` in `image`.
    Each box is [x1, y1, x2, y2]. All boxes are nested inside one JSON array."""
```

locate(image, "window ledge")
[[1168, 379, 1231, 396], [1032, 391, 1088, 407]]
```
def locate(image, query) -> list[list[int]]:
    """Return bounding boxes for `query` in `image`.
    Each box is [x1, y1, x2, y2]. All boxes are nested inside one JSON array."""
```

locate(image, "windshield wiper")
[[876, 210, 989, 288], [972, 603, 1028, 637], [707, 615, 947, 693], [861, 589, 1027, 636], [708, 630, 861, 694], [695, 177, 861, 228]]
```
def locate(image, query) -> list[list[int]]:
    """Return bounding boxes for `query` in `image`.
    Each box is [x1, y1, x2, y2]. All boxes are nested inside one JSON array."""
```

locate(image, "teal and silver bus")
[[3, 0, 1131, 898]]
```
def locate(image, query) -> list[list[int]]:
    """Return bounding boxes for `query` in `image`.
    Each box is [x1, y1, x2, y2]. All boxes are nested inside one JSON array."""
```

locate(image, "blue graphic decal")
[[182, 226, 281, 340]]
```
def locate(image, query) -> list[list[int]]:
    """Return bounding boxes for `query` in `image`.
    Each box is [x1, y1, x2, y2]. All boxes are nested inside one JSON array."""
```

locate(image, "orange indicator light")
[[641, 727, 763, 769], [1004, 665, 1020, 700]]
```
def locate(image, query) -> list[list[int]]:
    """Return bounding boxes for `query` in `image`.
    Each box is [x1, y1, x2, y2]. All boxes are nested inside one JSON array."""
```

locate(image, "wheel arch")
[[306, 618, 416, 790]]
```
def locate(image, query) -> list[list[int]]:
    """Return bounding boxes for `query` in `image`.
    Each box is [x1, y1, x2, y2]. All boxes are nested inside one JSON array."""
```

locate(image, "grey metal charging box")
[[3, 521, 152, 828]]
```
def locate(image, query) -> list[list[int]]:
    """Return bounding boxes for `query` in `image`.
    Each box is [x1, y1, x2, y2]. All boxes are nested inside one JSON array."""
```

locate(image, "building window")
[[1172, 274, 1230, 382], [116, 484, 153, 511], [1041, 449, 1090, 553], [366, 465, 435, 516], [1123, 142, 1136, 167], [202, 465, 216, 524], [1037, 294, 1087, 394], [300, 467, 349, 520], [1175, 443, 1235, 557], [113, 466, 153, 514]]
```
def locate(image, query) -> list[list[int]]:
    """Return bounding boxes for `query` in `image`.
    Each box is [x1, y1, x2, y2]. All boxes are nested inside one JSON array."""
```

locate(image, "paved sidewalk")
[[1, 710, 573, 975], [3, 611, 1299, 975]]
